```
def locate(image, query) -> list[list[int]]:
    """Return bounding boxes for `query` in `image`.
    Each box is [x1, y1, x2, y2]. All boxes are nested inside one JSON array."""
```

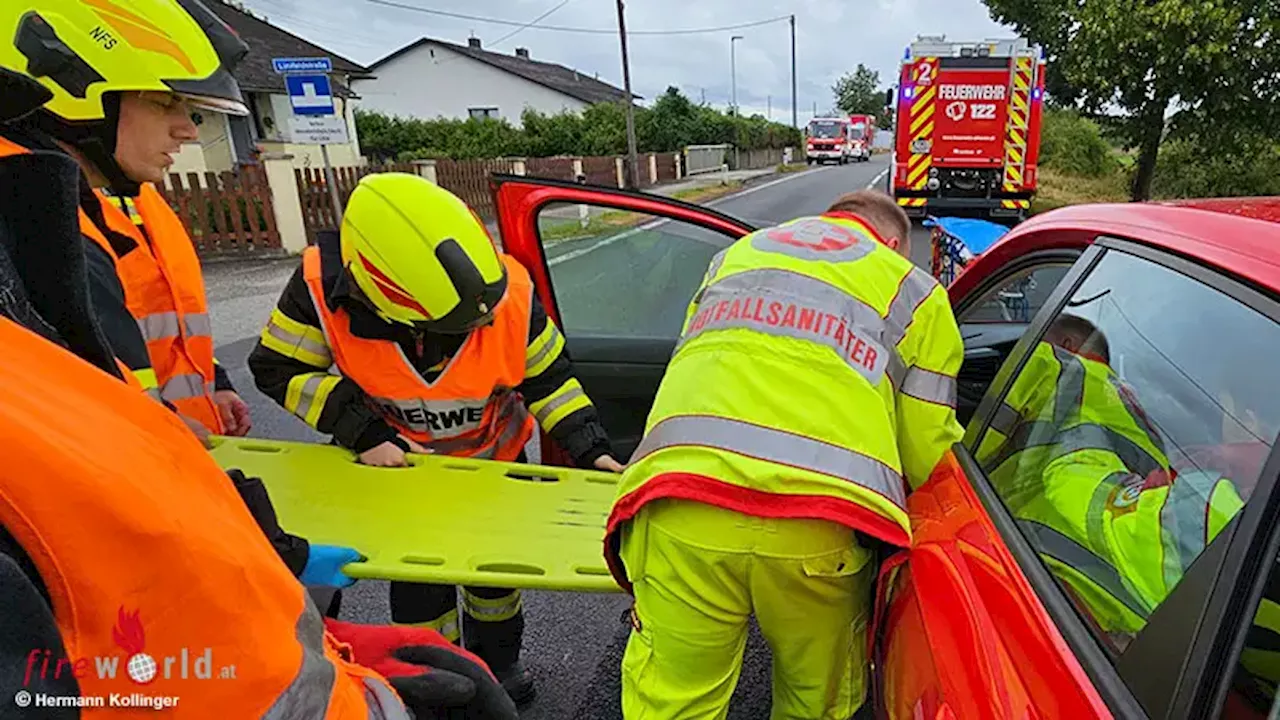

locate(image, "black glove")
[[388, 645, 519, 720]]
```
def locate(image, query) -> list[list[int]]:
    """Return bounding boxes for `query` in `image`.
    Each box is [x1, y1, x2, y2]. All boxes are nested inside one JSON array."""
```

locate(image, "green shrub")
[[1039, 109, 1118, 178], [1151, 137, 1280, 199], [356, 87, 802, 162]]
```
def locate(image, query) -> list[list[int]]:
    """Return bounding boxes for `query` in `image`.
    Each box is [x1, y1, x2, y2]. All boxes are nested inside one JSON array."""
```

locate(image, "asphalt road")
[[204, 155, 921, 720]]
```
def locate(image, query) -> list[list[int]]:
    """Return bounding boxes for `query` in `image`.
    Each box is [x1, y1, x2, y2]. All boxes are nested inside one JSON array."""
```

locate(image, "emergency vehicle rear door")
[[491, 174, 756, 462]]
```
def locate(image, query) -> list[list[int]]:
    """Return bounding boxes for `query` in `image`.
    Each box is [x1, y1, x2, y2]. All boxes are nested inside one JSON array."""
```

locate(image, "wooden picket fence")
[[434, 158, 516, 221], [161, 166, 281, 256], [525, 157, 576, 181], [293, 162, 417, 243]]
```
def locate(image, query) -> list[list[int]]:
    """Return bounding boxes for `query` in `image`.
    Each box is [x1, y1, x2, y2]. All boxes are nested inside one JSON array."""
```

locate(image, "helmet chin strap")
[[33, 93, 141, 197]]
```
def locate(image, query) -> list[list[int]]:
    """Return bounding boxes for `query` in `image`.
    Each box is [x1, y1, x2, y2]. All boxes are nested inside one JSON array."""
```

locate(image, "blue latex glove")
[[300, 545, 364, 588]]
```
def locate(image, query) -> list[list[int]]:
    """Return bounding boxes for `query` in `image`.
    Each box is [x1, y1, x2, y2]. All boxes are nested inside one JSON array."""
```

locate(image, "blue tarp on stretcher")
[[924, 216, 1011, 285]]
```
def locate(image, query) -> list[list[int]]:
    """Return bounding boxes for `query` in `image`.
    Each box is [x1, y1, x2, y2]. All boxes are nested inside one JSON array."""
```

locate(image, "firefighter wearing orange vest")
[[0, 0, 251, 443], [248, 171, 623, 704], [606, 190, 966, 719], [0, 63, 518, 720]]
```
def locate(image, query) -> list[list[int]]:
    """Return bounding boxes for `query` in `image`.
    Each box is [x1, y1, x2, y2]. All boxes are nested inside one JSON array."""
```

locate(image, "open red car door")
[[491, 174, 755, 463]]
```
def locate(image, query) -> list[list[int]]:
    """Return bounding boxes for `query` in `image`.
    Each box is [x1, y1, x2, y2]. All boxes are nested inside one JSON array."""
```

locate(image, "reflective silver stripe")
[[749, 217, 878, 263], [372, 396, 490, 440], [420, 392, 530, 459], [1048, 423, 1163, 479], [144, 387, 163, 403], [363, 676, 412, 720], [884, 266, 939, 349], [990, 402, 1021, 436], [137, 312, 181, 341], [532, 384, 587, 425], [265, 322, 333, 366], [887, 351, 908, 390], [525, 324, 563, 373], [632, 414, 908, 509], [293, 374, 331, 422], [184, 312, 213, 337], [1160, 471, 1219, 589], [705, 247, 728, 282], [159, 373, 211, 402], [900, 367, 957, 407], [1050, 348, 1085, 428], [1019, 519, 1150, 618], [679, 268, 892, 386], [262, 593, 337, 720], [462, 589, 522, 620]]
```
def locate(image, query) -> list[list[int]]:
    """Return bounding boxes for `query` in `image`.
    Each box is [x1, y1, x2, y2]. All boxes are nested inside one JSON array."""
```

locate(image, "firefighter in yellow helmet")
[[248, 171, 623, 704], [604, 190, 966, 719], [0, 0, 252, 443]]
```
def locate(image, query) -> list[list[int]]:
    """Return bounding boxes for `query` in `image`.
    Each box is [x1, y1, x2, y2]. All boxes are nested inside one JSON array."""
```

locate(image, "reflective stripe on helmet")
[[631, 414, 908, 510]]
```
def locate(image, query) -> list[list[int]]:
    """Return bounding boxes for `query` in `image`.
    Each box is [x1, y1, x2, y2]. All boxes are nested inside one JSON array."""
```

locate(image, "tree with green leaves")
[[981, 0, 1280, 201], [832, 64, 883, 116]]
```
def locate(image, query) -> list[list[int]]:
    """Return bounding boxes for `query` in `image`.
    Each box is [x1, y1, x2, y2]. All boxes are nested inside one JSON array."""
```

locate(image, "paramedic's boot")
[[492, 659, 536, 706]]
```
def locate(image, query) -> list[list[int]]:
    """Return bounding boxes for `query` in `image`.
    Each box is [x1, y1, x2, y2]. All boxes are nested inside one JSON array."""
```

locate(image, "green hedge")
[[1039, 109, 1118, 178], [1152, 137, 1280, 199], [357, 87, 802, 162]]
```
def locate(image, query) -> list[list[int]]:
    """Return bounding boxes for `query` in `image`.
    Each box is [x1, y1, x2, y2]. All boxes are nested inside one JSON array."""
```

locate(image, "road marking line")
[[547, 160, 888, 266], [867, 167, 889, 189]]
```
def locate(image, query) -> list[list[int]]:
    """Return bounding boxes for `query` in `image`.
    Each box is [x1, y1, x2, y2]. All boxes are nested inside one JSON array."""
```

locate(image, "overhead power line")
[[488, 0, 574, 47], [364, 0, 790, 35]]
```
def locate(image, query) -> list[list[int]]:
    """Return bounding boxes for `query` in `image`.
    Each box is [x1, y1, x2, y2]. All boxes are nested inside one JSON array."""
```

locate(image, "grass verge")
[[669, 180, 745, 204], [776, 163, 809, 174], [1031, 166, 1129, 215]]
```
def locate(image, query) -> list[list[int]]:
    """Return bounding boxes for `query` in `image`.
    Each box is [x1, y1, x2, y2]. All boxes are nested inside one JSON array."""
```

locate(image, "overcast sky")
[[239, 0, 1012, 124]]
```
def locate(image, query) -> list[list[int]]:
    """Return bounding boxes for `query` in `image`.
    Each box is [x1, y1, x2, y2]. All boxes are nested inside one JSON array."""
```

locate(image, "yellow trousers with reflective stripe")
[[620, 498, 874, 720]]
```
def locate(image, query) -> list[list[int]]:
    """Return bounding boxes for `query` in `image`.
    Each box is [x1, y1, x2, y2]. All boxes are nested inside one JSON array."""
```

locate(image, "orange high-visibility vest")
[[302, 246, 536, 460], [92, 185, 223, 433], [0, 316, 409, 719]]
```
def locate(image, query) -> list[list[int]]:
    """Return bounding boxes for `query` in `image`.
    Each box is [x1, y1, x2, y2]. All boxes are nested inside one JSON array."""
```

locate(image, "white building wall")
[[354, 42, 590, 127]]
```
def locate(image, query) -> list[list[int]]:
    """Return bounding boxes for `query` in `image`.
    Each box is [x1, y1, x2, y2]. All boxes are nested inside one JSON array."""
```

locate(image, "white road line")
[[867, 167, 889, 189], [548, 160, 887, 266]]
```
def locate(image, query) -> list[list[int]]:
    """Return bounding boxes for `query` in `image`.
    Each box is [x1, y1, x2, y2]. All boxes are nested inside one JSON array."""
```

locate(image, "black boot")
[[461, 586, 534, 706]]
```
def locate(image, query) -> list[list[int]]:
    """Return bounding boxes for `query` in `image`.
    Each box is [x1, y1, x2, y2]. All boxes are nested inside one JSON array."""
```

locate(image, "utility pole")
[[790, 14, 797, 128], [730, 35, 743, 117], [615, 0, 640, 189], [767, 95, 772, 119], [700, 87, 706, 104]]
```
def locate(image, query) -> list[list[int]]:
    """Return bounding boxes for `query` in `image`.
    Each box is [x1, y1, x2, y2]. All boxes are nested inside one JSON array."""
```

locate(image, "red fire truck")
[[847, 113, 876, 162], [889, 36, 1045, 219], [805, 116, 852, 165]]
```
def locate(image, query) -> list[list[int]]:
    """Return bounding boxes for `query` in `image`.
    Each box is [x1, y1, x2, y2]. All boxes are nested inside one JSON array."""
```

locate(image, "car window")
[[969, 249, 1280, 700], [536, 201, 736, 339], [1222, 554, 1280, 718], [958, 263, 1072, 324]]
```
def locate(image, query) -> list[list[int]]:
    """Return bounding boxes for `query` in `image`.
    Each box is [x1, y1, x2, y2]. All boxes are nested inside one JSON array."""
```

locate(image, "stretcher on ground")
[[208, 436, 623, 593]]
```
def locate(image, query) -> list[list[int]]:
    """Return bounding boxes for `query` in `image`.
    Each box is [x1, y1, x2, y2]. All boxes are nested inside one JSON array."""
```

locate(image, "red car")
[[492, 174, 1280, 720]]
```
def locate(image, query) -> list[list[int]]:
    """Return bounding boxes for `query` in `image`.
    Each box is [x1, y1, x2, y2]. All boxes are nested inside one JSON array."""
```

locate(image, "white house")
[[167, 1, 371, 176], [353, 37, 634, 127]]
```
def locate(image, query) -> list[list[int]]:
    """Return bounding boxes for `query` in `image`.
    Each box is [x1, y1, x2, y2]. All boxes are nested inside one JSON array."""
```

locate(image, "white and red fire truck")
[[805, 116, 852, 165], [847, 113, 876, 162], [889, 36, 1045, 219]]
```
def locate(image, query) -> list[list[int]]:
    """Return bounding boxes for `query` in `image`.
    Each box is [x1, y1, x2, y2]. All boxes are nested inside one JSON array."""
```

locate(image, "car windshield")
[[849, 127, 866, 140], [809, 122, 843, 138]]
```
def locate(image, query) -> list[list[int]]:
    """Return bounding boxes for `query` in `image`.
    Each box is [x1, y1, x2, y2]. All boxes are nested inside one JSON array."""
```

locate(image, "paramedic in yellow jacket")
[[977, 315, 1242, 643], [604, 190, 966, 720], [248, 173, 622, 706]]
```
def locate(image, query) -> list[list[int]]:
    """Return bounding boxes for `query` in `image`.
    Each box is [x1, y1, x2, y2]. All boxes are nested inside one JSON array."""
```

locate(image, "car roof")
[[955, 198, 1280, 299]]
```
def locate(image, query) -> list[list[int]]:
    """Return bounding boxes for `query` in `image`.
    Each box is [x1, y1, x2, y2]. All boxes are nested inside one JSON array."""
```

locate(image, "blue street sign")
[[286, 74, 335, 116], [272, 57, 332, 74]]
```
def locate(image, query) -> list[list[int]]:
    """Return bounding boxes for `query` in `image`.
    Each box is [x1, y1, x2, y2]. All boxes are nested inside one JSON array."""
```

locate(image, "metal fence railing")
[[683, 144, 731, 176]]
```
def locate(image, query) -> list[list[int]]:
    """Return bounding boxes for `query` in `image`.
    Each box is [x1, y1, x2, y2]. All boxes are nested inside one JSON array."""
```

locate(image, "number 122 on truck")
[[889, 36, 1045, 220]]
